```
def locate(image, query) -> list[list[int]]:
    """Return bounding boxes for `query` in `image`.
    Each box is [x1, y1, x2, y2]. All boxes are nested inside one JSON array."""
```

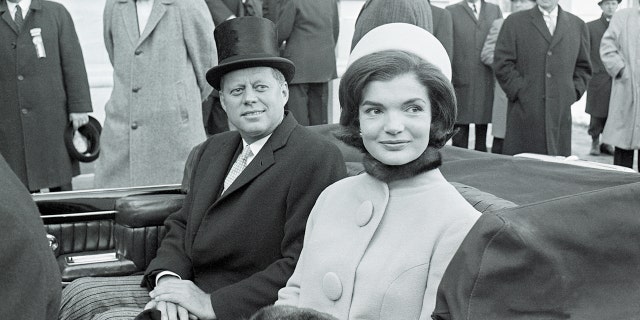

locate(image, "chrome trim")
[[41, 210, 117, 220]]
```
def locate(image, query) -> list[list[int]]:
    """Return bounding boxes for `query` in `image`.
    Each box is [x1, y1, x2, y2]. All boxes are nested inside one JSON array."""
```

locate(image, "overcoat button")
[[322, 272, 342, 301], [21, 108, 28, 114], [355, 200, 374, 227], [135, 49, 143, 55], [131, 122, 138, 130], [17, 75, 24, 81], [132, 86, 141, 93], [547, 51, 552, 56], [546, 73, 551, 78]]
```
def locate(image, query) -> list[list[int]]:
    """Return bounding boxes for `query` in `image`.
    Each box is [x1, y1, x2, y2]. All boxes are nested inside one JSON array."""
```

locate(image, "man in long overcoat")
[[94, 0, 215, 188], [494, 0, 591, 156], [277, 0, 340, 126], [351, 0, 433, 50], [430, 0, 454, 60], [0, 0, 92, 192], [447, 0, 502, 152], [586, 0, 619, 156], [600, 2, 640, 169]]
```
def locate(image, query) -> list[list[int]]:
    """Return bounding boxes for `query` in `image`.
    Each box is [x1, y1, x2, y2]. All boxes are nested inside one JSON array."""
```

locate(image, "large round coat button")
[[131, 121, 138, 130], [355, 200, 373, 227], [322, 272, 342, 301]]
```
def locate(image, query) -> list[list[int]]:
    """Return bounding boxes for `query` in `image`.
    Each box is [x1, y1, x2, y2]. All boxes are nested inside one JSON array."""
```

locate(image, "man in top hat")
[[0, 0, 92, 192], [58, 16, 346, 320], [585, 0, 620, 156]]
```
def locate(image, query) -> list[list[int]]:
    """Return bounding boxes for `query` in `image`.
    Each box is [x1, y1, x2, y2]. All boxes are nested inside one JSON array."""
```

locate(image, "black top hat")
[[64, 116, 101, 163], [206, 16, 295, 91]]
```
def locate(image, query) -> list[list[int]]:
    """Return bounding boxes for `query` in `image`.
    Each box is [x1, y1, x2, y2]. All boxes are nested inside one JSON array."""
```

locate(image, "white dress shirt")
[[539, 5, 558, 35], [135, 0, 154, 35], [7, 0, 31, 20]]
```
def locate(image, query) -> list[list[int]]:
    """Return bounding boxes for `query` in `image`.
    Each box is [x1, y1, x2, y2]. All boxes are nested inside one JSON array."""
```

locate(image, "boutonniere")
[[30, 28, 46, 58]]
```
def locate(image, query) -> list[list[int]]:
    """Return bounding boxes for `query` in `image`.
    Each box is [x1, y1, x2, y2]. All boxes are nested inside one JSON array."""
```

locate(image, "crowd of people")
[[1, 0, 640, 319]]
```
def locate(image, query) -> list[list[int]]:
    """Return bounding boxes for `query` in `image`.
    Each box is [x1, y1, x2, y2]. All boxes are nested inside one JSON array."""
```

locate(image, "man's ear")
[[281, 83, 289, 103]]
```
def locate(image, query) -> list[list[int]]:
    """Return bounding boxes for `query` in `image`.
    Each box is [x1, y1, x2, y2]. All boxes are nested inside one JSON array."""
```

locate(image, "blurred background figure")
[[585, 0, 619, 156], [0, 154, 61, 319], [447, 0, 502, 152], [94, 0, 215, 188], [600, 0, 640, 170], [278, 0, 340, 126], [350, 0, 433, 50], [481, 0, 536, 154], [429, 0, 454, 60], [494, 0, 591, 156], [0, 0, 92, 192]]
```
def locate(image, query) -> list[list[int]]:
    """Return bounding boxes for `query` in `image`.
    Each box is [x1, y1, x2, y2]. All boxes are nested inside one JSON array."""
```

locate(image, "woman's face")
[[359, 73, 432, 166]]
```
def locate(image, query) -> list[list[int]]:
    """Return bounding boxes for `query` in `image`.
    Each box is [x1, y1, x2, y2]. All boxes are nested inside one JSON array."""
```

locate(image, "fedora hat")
[[206, 16, 295, 91], [348, 23, 452, 81], [64, 116, 101, 163]]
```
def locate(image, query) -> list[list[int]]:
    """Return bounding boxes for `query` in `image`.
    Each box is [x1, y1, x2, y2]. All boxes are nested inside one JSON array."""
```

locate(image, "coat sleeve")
[[209, 142, 347, 320], [275, 0, 294, 45], [434, 8, 454, 62], [181, 0, 216, 101], [204, 0, 237, 26], [103, 0, 115, 65], [600, 12, 626, 79], [572, 20, 592, 101], [481, 19, 502, 67], [494, 16, 525, 102], [57, 5, 92, 113]]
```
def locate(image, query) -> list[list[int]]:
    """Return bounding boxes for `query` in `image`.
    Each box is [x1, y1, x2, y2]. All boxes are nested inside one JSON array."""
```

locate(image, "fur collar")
[[363, 146, 442, 183]]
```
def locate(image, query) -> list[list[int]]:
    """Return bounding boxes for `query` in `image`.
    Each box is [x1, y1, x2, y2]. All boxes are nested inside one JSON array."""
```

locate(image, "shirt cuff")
[[155, 271, 181, 286]]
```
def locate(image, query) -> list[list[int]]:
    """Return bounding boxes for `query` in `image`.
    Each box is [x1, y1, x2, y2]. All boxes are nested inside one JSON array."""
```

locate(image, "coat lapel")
[[116, 0, 139, 46], [215, 113, 298, 202], [137, 0, 173, 47], [0, 3, 18, 34], [461, 2, 478, 24], [549, 7, 569, 49], [529, 7, 552, 43]]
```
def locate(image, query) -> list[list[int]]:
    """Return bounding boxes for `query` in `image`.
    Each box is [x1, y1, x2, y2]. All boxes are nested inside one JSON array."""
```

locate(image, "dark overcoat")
[[432, 4, 454, 60], [144, 113, 347, 320], [585, 14, 611, 118], [350, 0, 433, 50], [494, 6, 592, 156], [0, 0, 92, 191], [446, 1, 502, 124], [0, 154, 61, 319], [277, 0, 339, 84]]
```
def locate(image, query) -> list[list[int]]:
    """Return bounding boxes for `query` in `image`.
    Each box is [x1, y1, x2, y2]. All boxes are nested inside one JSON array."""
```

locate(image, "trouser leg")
[[492, 137, 504, 154], [307, 82, 329, 125], [59, 275, 148, 320], [474, 124, 488, 152], [452, 124, 469, 148], [613, 147, 634, 169], [286, 84, 310, 126]]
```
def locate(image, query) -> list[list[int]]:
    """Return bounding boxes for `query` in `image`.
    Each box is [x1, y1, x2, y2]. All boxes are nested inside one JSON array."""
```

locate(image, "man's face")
[[512, 0, 537, 12], [220, 67, 288, 144], [599, 0, 619, 18], [536, 0, 559, 11]]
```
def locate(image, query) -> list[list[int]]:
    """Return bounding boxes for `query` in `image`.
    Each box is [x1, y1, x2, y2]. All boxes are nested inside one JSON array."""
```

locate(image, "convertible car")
[[34, 124, 640, 318]]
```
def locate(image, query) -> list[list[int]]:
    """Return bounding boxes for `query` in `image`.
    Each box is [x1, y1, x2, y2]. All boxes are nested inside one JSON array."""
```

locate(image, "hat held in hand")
[[64, 116, 101, 163], [206, 16, 295, 91]]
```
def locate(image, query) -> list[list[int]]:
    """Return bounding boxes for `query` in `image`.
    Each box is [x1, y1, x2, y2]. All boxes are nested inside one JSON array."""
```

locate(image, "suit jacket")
[[0, 154, 61, 319], [144, 113, 347, 320], [277, 0, 339, 84], [494, 6, 591, 156], [585, 14, 611, 118], [432, 4, 454, 61], [95, 0, 215, 188], [446, 0, 502, 124], [0, 0, 92, 191], [351, 0, 433, 51]]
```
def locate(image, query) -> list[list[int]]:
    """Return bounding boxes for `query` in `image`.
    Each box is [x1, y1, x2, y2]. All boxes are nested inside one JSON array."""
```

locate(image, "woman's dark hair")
[[337, 50, 457, 151]]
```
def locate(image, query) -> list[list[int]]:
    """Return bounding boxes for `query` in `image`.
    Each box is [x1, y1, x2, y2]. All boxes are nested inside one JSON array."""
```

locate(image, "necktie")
[[14, 5, 23, 32], [472, 3, 478, 15], [543, 13, 556, 36], [223, 145, 253, 192]]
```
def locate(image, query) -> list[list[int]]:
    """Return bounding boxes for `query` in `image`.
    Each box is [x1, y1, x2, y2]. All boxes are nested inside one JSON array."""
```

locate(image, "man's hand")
[[150, 278, 216, 320], [144, 300, 194, 320], [68, 113, 89, 130]]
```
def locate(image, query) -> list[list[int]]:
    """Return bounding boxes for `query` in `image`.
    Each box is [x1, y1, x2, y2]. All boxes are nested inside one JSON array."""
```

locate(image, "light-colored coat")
[[277, 170, 480, 320], [95, 0, 215, 188], [600, 8, 640, 149], [481, 18, 507, 138]]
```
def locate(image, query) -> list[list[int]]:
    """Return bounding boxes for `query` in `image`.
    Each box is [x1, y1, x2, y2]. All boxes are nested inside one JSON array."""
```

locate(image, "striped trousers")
[[59, 275, 149, 320]]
